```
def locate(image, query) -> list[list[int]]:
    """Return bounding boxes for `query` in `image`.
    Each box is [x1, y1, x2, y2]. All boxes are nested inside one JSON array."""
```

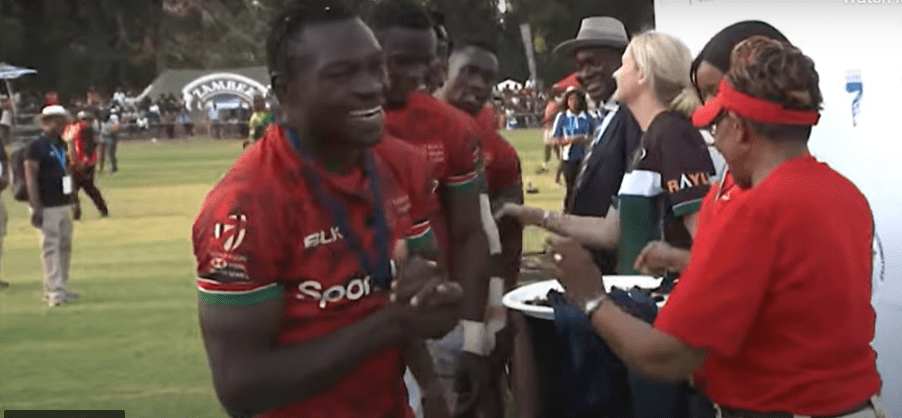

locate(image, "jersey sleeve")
[[404, 149, 440, 255], [489, 133, 523, 197], [654, 199, 776, 357], [192, 183, 286, 306], [443, 118, 482, 195], [658, 122, 715, 217]]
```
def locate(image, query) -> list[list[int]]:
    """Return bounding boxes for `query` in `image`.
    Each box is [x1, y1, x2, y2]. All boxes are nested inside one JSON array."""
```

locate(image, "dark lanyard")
[[49, 140, 67, 174], [284, 125, 392, 289]]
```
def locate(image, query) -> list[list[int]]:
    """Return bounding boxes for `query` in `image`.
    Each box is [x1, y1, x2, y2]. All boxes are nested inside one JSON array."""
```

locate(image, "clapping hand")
[[390, 252, 463, 340], [634, 241, 689, 277], [545, 234, 604, 305], [493, 202, 544, 227]]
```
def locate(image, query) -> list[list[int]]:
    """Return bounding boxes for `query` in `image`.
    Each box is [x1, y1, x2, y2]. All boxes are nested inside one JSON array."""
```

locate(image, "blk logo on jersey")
[[214, 213, 247, 252], [667, 172, 711, 193], [304, 226, 344, 249]]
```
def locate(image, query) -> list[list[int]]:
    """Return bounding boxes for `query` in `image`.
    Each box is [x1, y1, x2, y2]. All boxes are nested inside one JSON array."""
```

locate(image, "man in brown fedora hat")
[[554, 17, 629, 104], [495, 16, 647, 417], [498, 16, 643, 275]]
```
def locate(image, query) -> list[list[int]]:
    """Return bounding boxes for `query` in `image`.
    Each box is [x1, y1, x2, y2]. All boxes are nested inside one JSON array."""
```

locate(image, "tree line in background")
[[0, 0, 653, 100]]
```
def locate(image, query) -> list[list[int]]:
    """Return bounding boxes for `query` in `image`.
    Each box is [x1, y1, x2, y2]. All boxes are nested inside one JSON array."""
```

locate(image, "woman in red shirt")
[[548, 36, 886, 418]]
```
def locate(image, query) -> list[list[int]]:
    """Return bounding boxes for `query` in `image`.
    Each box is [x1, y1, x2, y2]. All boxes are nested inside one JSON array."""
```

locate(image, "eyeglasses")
[[707, 112, 729, 137]]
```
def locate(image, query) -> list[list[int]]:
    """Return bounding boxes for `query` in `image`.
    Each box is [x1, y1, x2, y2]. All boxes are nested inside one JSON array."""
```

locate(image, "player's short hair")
[[451, 38, 499, 58], [727, 36, 822, 141], [266, 0, 355, 82], [367, 0, 433, 32]]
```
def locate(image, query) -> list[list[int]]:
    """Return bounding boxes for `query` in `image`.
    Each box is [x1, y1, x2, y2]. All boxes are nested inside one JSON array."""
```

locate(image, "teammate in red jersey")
[[368, 0, 495, 414], [192, 2, 463, 417], [437, 39, 524, 418], [63, 111, 109, 220]]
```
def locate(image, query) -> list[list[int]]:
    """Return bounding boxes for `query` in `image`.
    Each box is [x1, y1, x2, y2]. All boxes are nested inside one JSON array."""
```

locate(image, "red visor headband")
[[692, 79, 820, 127]]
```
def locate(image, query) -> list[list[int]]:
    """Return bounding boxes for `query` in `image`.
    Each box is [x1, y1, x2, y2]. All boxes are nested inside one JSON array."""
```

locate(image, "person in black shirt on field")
[[25, 105, 78, 306]]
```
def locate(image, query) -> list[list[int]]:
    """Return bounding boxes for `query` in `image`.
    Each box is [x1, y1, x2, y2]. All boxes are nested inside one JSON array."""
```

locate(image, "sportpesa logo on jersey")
[[297, 277, 374, 308], [214, 213, 247, 252]]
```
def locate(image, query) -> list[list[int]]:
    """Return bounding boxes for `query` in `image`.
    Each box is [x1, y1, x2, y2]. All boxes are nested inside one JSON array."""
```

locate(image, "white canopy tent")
[[496, 79, 523, 91], [0, 63, 38, 141], [0, 63, 37, 80]]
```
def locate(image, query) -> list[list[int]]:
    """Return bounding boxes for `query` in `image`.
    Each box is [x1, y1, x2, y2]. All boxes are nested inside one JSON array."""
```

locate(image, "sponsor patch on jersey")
[[392, 195, 411, 215], [666, 172, 712, 193], [213, 213, 247, 252], [425, 143, 447, 164], [205, 251, 251, 282], [295, 276, 374, 308]]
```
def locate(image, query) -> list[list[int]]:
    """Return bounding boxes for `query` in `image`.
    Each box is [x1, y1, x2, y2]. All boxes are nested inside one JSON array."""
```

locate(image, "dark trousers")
[[210, 122, 222, 139], [72, 166, 108, 219], [107, 139, 118, 173], [562, 160, 581, 213], [0, 125, 10, 145]]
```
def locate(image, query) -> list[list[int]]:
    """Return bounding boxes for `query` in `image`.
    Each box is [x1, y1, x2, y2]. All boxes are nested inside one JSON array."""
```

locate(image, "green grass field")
[[0, 129, 563, 417]]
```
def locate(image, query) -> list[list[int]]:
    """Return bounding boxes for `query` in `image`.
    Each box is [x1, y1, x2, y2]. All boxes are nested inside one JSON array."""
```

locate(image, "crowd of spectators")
[[3, 88, 255, 143], [493, 85, 548, 129]]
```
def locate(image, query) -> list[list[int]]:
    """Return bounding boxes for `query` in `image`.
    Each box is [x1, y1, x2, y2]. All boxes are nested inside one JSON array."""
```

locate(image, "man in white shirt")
[[0, 136, 9, 289], [207, 103, 221, 139]]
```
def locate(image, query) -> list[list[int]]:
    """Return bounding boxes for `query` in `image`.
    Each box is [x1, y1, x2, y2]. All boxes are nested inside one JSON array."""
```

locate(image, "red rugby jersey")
[[384, 90, 483, 251], [192, 125, 434, 418], [475, 107, 522, 197], [62, 121, 98, 167]]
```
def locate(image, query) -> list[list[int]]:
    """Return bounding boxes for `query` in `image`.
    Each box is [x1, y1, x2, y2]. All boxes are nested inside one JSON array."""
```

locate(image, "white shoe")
[[48, 294, 65, 307], [44, 291, 78, 303]]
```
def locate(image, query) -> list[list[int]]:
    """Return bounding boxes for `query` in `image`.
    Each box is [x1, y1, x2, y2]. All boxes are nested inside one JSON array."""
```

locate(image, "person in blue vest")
[[551, 88, 593, 212]]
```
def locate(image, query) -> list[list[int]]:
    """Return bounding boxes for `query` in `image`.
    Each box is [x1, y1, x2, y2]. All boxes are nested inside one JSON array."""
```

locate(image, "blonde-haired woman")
[[605, 31, 714, 275], [497, 32, 714, 278], [614, 31, 700, 120]]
